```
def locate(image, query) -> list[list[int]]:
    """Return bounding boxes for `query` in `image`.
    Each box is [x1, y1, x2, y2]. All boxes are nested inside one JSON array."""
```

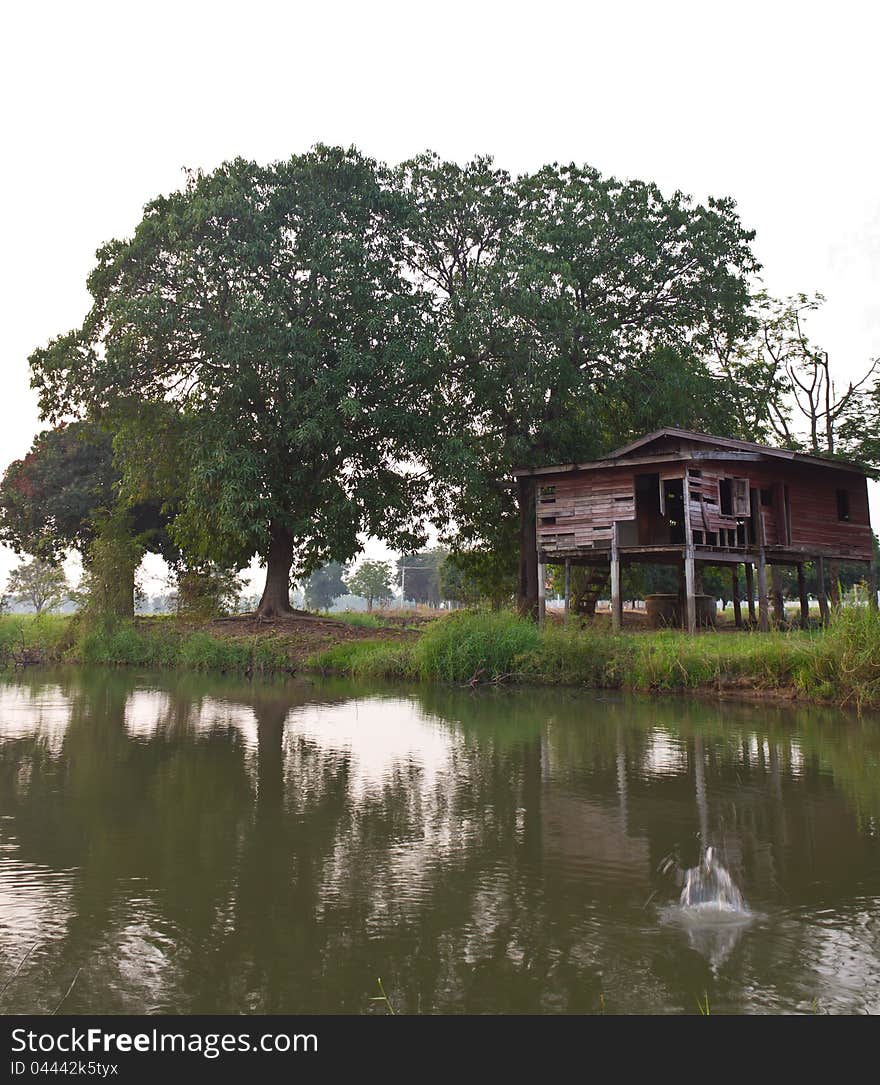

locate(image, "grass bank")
[[305, 607, 880, 712], [2, 607, 880, 711], [0, 614, 293, 674]]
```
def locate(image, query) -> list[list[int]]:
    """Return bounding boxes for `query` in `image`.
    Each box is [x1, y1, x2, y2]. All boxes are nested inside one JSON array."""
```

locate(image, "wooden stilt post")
[[744, 563, 756, 624], [756, 552, 770, 632], [816, 556, 829, 625], [867, 560, 878, 612], [797, 563, 809, 628], [682, 472, 697, 633], [610, 524, 622, 631], [537, 559, 546, 625], [684, 552, 697, 633], [770, 566, 786, 626], [732, 565, 742, 628], [829, 561, 841, 610], [750, 488, 770, 632], [564, 558, 571, 622]]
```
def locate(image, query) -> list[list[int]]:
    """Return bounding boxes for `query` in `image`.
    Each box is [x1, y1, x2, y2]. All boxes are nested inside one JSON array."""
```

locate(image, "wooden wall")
[[535, 457, 873, 561]]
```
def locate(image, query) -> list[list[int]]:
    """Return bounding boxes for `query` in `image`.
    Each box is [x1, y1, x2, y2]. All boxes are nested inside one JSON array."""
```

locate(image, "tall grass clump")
[[628, 629, 811, 692], [0, 613, 73, 664], [307, 638, 415, 679], [794, 606, 880, 709], [520, 624, 631, 686], [412, 610, 541, 683]]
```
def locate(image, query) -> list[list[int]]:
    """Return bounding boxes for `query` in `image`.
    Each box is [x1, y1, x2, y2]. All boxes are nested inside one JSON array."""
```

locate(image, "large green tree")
[[0, 421, 175, 616], [0, 422, 117, 561], [398, 155, 759, 613], [30, 148, 433, 617]]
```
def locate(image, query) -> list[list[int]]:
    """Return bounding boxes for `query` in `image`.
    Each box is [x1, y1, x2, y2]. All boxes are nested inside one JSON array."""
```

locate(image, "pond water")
[[1, 667, 879, 1015]]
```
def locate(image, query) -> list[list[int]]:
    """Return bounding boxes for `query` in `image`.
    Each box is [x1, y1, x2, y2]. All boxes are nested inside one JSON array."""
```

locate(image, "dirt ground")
[[194, 610, 425, 662]]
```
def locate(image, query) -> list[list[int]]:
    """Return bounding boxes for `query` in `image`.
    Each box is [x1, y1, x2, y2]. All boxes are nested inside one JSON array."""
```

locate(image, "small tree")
[[345, 560, 393, 612], [304, 562, 349, 611], [173, 563, 244, 618], [6, 558, 68, 614]]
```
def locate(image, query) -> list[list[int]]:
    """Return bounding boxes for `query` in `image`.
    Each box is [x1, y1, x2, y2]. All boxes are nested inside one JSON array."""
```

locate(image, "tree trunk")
[[257, 523, 294, 617], [518, 476, 538, 618]]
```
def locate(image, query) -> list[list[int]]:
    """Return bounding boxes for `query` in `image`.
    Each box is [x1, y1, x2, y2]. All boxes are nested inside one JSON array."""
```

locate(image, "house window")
[[837, 489, 851, 522], [760, 488, 773, 507]]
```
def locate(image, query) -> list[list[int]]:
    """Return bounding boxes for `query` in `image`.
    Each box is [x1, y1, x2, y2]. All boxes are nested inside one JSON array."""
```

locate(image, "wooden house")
[[514, 428, 875, 632]]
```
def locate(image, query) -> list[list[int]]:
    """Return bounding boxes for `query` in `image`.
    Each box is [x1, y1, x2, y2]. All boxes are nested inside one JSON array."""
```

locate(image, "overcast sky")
[[2, 0, 878, 593]]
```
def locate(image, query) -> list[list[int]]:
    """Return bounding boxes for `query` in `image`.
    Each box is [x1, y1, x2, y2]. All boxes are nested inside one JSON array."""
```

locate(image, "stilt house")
[[514, 428, 875, 631]]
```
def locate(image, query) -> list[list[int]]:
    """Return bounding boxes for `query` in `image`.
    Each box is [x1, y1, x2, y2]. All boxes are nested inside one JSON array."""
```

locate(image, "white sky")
[[2, 0, 878, 594]]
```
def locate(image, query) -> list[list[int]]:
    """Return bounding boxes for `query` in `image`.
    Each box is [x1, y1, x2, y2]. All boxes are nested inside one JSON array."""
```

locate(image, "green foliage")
[[0, 421, 117, 561], [77, 508, 145, 620], [439, 546, 516, 608], [397, 548, 446, 605], [437, 552, 485, 606], [5, 558, 69, 613], [174, 563, 244, 618], [345, 560, 394, 610], [304, 561, 349, 610]]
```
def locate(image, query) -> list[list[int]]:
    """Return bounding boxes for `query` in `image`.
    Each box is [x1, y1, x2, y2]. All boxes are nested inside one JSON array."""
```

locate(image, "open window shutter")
[[733, 478, 750, 517]]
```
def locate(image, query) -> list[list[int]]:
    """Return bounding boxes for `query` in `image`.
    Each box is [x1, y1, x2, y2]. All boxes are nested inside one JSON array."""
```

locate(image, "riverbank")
[[2, 607, 879, 711]]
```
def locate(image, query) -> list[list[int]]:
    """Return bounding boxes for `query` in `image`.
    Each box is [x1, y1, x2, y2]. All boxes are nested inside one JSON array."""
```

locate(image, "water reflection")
[[0, 669, 879, 1015]]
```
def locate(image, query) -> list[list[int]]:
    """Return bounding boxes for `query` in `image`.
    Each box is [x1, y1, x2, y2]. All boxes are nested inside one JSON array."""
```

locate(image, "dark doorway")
[[663, 479, 685, 544], [636, 473, 663, 544]]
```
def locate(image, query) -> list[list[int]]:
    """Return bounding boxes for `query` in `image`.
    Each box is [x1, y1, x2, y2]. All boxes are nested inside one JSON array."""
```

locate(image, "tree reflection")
[[0, 670, 879, 1014]]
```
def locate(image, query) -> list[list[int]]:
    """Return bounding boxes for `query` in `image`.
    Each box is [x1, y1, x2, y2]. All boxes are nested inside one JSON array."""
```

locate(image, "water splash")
[[680, 847, 747, 913]]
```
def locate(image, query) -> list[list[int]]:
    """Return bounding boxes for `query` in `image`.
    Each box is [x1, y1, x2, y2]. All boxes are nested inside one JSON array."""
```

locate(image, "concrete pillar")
[[797, 563, 809, 628]]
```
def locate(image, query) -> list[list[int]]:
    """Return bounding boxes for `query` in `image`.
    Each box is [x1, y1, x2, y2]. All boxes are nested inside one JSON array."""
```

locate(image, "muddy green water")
[[1, 667, 879, 1015]]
